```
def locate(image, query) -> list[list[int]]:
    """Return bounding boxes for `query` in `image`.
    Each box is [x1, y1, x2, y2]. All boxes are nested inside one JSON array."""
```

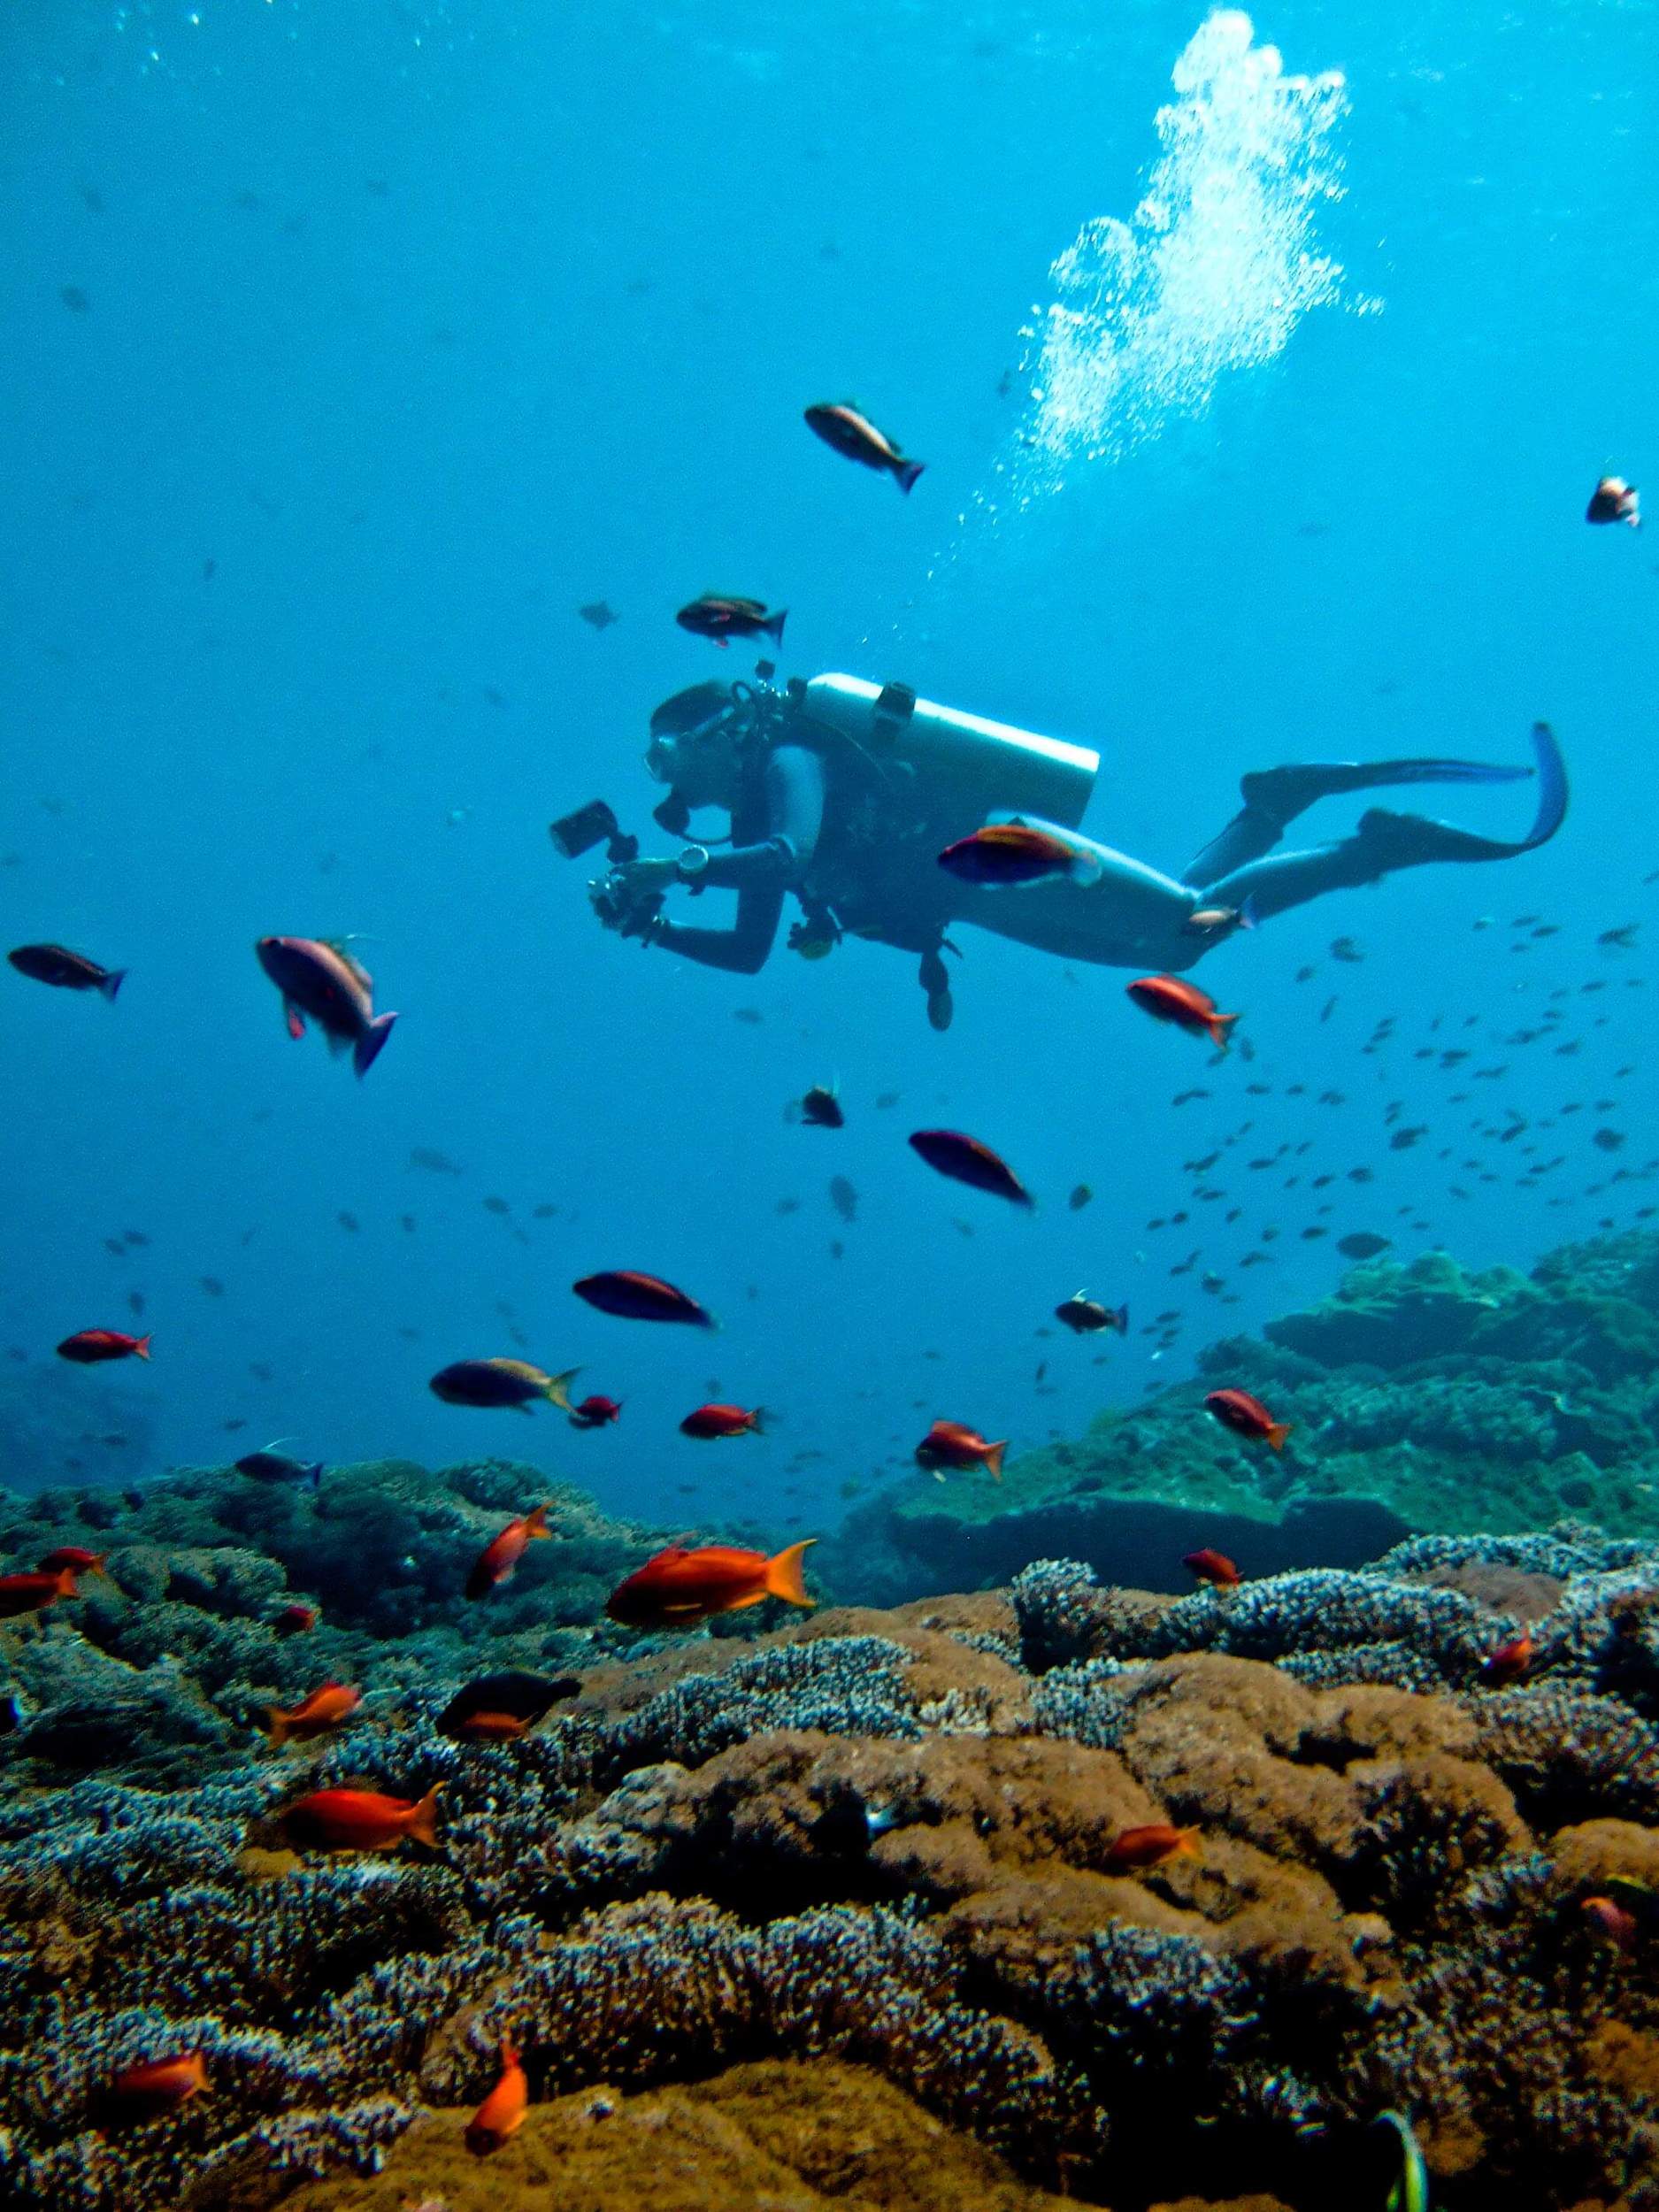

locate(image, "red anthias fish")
[[105, 2051, 210, 2121], [0, 1566, 80, 1619], [465, 2039, 527, 2156], [606, 1539, 816, 1628], [1102, 1823, 1201, 1874], [803, 402, 925, 494], [1582, 1894, 1641, 1952], [908, 1129, 1033, 1208], [914, 1419, 1007, 1481], [8, 942, 126, 999], [265, 1681, 363, 1746], [255, 936, 397, 1077], [1126, 974, 1240, 1053], [58, 1329, 150, 1363], [937, 821, 1102, 888], [679, 1403, 765, 1440], [676, 595, 787, 648], [273, 1601, 318, 1635], [1479, 1631, 1534, 1687], [572, 1270, 715, 1326], [568, 1394, 622, 1429], [37, 1546, 106, 1576], [1183, 1548, 1241, 1589], [1204, 1387, 1292, 1451], [279, 1784, 442, 1851], [465, 1504, 552, 1601]]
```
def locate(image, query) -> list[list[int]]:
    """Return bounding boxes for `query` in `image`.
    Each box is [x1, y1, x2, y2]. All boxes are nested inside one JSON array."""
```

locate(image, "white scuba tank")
[[798, 674, 1099, 841]]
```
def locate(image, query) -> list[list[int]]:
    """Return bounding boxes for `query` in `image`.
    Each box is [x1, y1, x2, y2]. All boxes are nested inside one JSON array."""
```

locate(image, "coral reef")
[[2, 1481, 1658, 2211], [819, 1229, 1659, 1609]]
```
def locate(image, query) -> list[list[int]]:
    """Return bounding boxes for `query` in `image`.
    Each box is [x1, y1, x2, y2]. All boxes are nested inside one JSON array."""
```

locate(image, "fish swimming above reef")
[[438, 1671, 580, 1742], [103, 2052, 210, 2124], [0, 1566, 80, 1619], [1102, 1823, 1201, 1874], [58, 1328, 150, 1363], [914, 1419, 1006, 1480], [680, 1402, 766, 1439], [1479, 1630, 1533, 1686], [1126, 974, 1240, 1053], [234, 1441, 324, 1486], [7, 941, 126, 998], [278, 1784, 442, 1852], [937, 821, 1103, 887], [676, 593, 787, 648], [465, 2039, 527, 2156], [803, 401, 925, 493], [36, 1545, 105, 1576], [265, 1681, 362, 1746], [1336, 1232, 1392, 1261], [909, 1129, 1033, 1207], [465, 1503, 552, 1600], [429, 1359, 579, 1412], [1183, 1547, 1241, 1589], [606, 1539, 816, 1627], [1204, 1386, 1293, 1450], [255, 935, 397, 1077], [574, 1270, 716, 1325], [1055, 1292, 1127, 1336]]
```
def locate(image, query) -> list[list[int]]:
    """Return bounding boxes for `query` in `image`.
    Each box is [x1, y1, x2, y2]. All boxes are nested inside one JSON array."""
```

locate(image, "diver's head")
[[645, 681, 745, 810]]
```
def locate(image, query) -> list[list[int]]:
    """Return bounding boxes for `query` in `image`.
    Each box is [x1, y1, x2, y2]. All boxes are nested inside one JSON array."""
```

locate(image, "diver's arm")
[[651, 885, 785, 974], [694, 747, 825, 888]]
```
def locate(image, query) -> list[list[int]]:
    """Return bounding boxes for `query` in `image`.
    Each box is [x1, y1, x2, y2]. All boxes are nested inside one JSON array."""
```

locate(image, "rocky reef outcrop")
[[3, 1503, 1658, 2211], [819, 1231, 1659, 1609]]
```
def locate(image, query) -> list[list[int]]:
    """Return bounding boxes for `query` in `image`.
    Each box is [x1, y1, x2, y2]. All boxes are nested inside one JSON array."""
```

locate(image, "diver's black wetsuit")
[[647, 727, 1568, 980]]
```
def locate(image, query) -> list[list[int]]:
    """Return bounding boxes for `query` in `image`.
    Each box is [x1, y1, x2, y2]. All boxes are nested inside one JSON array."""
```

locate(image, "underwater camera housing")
[[549, 798, 638, 866]]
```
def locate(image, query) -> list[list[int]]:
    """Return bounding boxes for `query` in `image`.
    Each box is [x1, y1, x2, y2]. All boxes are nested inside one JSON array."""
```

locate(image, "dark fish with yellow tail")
[[429, 1359, 579, 1412], [803, 401, 925, 493]]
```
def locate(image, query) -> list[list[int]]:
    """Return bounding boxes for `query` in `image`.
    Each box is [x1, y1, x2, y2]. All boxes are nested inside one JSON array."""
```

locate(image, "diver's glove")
[[588, 856, 677, 941]]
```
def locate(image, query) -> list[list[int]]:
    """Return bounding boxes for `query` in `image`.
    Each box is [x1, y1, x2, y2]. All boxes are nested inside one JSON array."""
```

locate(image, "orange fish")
[[606, 1540, 816, 1628], [465, 2039, 527, 2156], [465, 1504, 552, 1601], [57, 1328, 151, 1363], [1203, 1387, 1292, 1451], [1102, 1823, 1201, 1874], [1582, 1894, 1641, 1952], [914, 1419, 1006, 1481], [1126, 974, 1239, 1052], [1183, 1548, 1241, 1589], [280, 1784, 442, 1852], [1479, 1631, 1533, 1687], [937, 821, 1102, 887], [273, 1601, 318, 1635], [37, 1546, 106, 1576], [265, 1681, 363, 1746], [679, 1403, 766, 1440], [0, 1565, 79, 1619], [106, 2051, 210, 2120]]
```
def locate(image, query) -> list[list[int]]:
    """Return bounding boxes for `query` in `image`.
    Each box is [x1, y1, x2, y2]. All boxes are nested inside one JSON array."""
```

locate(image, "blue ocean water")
[[2, 0, 1654, 1539]]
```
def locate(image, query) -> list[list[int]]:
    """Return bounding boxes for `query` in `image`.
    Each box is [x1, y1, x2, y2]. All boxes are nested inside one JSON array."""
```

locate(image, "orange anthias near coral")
[[465, 1504, 552, 1601], [1102, 1824, 1202, 1875], [279, 1785, 442, 1852], [606, 1540, 816, 1628], [106, 2051, 210, 2122], [265, 1682, 363, 1746], [465, 2039, 527, 2155]]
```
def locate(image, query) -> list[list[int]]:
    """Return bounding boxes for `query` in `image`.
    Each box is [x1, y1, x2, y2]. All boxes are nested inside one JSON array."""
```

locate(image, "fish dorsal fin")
[[325, 937, 373, 990]]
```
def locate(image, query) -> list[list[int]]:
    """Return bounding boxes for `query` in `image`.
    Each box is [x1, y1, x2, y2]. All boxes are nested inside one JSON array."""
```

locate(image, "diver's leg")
[[1180, 751, 1540, 888]]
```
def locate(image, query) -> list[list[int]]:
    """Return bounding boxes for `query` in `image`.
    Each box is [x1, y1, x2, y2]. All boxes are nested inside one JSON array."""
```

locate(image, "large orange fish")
[[914, 1420, 1006, 1481], [106, 2051, 210, 2121], [279, 1784, 442, 1852], [606, 1540, 816, 1628], [1102, 1823, 1201, 1874], [1126, 974, 1239, 1052], [255, 936, 397, 1078], [265, 1681, 363, 1746], [1203, 1387, 1292, 1451], [0, 1565, 79, 1619], [465, 2039, 527, 2156], [465, 1504, 552, 1601]]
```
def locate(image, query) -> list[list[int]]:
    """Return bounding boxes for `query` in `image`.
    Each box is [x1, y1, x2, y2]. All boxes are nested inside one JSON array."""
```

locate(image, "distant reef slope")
[[818, 1229, 1659, 1608]]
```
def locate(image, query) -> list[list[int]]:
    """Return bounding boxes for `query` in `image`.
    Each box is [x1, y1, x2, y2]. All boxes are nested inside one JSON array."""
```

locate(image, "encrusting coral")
[[2, 1486, 1659, 2211]]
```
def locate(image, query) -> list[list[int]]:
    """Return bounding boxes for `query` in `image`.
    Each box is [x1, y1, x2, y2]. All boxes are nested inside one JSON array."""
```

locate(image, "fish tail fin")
[[543, 1367, 580, 1412], [765, 1537, 818, 1609], [748, 1407, 767, 1435], [305, 1463, 325, 1489], [1267, 1421, 1292, 1451], [1115, 1304, 1130, 1334], [98, 969, 127, 1002], [895, 458, 926, 495], [134, 1335, 152, 1360], [354, 1011, 398, 1078], [984, 1440, 1007, 1481], [265, 1708, 293, 1747], [408, 1784, 442, 1847], [1207, 1013, 1239, 1053], [764, 609, 787, 644], [1178, 1827, 1202, 1857], [1238, 896, 1258, 931], [525, 1504, 552, 1540]]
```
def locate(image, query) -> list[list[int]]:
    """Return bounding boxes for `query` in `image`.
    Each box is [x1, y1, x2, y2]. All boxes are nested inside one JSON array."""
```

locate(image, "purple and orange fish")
[[1126, 974, 1239, 1053], [256, 936, 397, 1077]]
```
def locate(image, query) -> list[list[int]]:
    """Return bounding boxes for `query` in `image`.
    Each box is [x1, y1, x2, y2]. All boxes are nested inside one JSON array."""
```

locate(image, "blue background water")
[[1, 1, 1654, 1536]]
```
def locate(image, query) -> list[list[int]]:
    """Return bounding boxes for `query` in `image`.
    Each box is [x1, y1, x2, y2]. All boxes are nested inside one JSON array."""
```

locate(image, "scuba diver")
[[558, 672, 1567, 1030]]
